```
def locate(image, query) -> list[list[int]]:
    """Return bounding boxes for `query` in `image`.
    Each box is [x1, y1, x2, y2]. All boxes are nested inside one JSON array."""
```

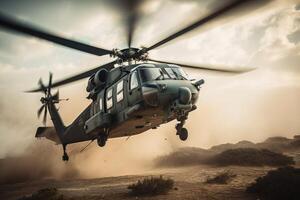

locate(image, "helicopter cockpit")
[[139, 65, 188, 82]]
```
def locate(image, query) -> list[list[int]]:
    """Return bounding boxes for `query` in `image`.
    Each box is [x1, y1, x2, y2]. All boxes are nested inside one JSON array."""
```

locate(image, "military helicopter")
[[0, 0, 268, 161]]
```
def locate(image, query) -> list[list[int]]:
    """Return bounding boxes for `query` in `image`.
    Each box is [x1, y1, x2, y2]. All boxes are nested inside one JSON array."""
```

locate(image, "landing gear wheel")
[[178, 128, 188, 141], [62, 153, 69, 161], [97, 135, 107, 147], [62, 144, 69, 161]]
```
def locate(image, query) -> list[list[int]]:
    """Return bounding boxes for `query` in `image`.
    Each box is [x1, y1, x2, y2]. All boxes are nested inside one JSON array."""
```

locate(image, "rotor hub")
[[40, 97, 47, 104], [111, 47, 148, 62]]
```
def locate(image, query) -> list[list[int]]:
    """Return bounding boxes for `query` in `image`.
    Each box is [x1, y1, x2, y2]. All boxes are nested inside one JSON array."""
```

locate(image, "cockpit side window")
[[173, 68, 188, 80], [130, 71, 139, 90], [165, 68, 177, 79], [164, 67, 188, 80]]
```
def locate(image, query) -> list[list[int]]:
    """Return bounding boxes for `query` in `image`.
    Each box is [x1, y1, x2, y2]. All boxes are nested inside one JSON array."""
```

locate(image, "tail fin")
[[35, 102, 66, 144], [47, 102, 66, 143]]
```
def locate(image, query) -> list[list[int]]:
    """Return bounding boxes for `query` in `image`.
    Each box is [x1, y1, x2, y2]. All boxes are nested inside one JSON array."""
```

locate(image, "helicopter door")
[[128, 70, 142, 106]]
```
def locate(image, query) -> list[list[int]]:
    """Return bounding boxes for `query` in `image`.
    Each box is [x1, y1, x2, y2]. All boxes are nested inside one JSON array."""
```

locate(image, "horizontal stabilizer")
[[36, 127, 61, 144]]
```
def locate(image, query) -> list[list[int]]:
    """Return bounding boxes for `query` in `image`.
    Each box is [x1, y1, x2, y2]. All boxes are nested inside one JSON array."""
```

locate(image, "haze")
[[0, 0, 299, 178]]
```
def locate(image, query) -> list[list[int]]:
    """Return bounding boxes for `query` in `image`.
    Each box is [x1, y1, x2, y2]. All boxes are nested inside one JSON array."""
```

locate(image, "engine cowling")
[[94, 68, 108, 86], [86, 69, 109, 92]]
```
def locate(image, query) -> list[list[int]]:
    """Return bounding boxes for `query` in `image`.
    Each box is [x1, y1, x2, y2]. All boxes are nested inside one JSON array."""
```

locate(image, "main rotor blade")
[[37, 105, 45, 118], [0, 12, 112, 56], [27, 60, 117, 92], [127, 0, 145, 48], [146, 0, 270, 51], [148, 58, 254, 73], [117, 0, 143, 48], [127, 6, 138, 48]]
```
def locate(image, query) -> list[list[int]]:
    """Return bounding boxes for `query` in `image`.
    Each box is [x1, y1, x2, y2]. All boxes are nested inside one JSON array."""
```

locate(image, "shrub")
[[205, 171, 237, 184], [211, 148, 295, 166], [18, 188, 64, 200], [155, 147, 214, 167], [290, 139, 300, 148], [127, 176, 174, 196], [247, 166, 300, 200]]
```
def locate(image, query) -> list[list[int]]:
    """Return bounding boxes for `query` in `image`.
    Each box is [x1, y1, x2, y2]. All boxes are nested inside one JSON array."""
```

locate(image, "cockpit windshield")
[[139, 67, 188, 82], [139, 68, 168, 82], [165, 67, 188, 80]]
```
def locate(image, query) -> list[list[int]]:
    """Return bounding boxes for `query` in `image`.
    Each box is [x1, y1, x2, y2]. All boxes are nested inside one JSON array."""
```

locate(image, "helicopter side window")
[[99, 97, 103, 112], [116, 80, 124, 102], [106, 88, 113, 110], [130, 71, 139, 90]]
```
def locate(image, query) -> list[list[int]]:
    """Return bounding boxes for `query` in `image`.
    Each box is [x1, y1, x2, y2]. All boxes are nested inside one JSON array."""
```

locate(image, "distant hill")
[[210, 135, 300, 153], [155, 135, 300, 167], [210, 140, 256, 152], [211, 148, 294, 166]]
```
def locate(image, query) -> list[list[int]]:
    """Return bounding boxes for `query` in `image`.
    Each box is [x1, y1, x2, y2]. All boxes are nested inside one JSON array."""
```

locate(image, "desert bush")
[[18, 188, 64, 200], [247, 166, 300, 200], [127, 176, 174, 196], [211, 148, 295, 166], [290, 139, 300, 148], [155, 147, 214, 167], [205, 171, 236, 184]]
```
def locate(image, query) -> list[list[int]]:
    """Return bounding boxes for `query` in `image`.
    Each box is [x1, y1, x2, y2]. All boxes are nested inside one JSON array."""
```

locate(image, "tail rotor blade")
[[37, 104, 45, 118], [48, 72, 53, 96], [53, 90, 59, 101], [38, 78, 47, 94], [43, 106, 48, 125]]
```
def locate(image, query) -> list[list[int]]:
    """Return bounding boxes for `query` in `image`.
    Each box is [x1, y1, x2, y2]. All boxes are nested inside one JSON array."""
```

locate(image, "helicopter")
[[0, 0, 269, 161]]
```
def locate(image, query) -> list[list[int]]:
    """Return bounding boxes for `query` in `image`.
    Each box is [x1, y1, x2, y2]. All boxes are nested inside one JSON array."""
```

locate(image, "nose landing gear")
[[178, 127, 188, 141], [176, 118, 188, 141]]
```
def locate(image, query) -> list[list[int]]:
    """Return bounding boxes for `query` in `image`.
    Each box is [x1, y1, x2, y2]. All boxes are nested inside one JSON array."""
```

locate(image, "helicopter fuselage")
[[60, 63, 203, 145]]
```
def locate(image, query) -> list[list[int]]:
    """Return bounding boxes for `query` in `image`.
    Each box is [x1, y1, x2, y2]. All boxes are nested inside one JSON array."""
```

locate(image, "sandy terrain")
[[0, 165, 276, 200]]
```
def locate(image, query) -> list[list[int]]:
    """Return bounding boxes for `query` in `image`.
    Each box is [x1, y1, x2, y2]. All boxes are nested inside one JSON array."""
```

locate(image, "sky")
[[0, 0, 299, 163]]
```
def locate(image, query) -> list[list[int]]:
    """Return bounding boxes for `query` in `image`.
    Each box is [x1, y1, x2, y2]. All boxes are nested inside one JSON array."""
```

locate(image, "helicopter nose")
[[142, 85, 159, 107], [178, 87, 191, 105]]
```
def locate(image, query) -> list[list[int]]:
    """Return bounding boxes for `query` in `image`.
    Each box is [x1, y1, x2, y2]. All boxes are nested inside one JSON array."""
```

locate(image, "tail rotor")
[[36, 73, 64, 125]]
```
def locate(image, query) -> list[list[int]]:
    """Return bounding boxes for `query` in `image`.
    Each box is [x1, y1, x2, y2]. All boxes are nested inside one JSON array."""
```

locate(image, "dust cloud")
[[1, 66, 300, 185], [184, 67, 300, 148], [0, 84, 176, 184], [0, 128, 176, 184], [0, 141, 79, 184]]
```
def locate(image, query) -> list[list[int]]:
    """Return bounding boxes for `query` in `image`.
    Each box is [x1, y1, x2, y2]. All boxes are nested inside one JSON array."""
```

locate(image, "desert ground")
[[1, 135, 300, 200], [0, 164, 285, 200]]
